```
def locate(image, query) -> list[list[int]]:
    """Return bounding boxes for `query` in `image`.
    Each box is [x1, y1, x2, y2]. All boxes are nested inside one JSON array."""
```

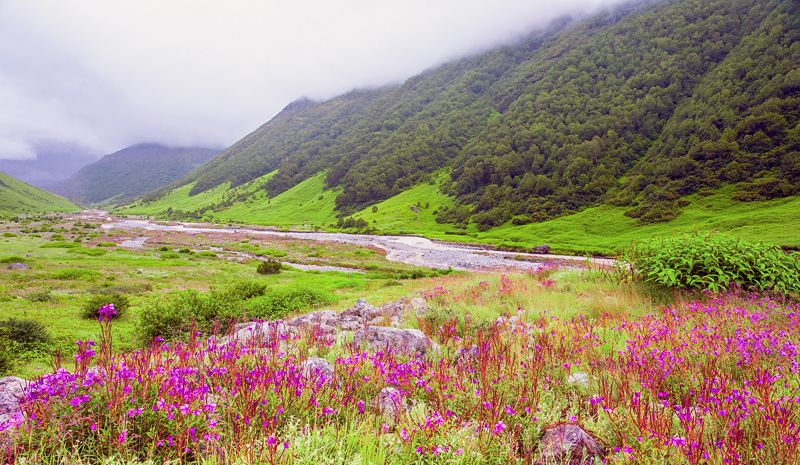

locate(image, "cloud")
[[0, 0, 617, 159]]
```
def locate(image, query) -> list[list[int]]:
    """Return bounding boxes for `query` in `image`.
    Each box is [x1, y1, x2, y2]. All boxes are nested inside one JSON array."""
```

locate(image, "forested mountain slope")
[[143, 0, 799, 231], [50, 144, 220, 205]]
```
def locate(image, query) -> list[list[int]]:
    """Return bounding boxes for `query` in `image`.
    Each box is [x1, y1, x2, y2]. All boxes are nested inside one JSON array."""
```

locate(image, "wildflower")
[[492, 421, 507, 435], [670, 436, 687, 447], [118, 430, 128, 443]]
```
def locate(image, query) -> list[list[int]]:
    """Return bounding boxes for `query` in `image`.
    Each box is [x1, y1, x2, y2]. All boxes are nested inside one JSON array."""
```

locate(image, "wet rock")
[[6, 263, 28, 270], [301, 357, 335, 384], [533, 244, 550, 254], [354, 326, 438, 357], [537, 424, 604, 465]]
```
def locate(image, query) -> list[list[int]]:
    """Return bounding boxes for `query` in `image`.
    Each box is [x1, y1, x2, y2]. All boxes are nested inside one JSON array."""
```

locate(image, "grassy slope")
[[0, 171, 80, 214], [121, 172, 800, 255]]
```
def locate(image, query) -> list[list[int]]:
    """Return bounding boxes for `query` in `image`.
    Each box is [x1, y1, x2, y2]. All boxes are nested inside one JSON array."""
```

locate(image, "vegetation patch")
[[50, 268, 103, 281], [625, 231, 800, 293]]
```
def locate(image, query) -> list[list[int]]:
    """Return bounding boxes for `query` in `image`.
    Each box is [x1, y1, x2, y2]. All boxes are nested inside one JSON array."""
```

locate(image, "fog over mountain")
[[0, 0, 621, 165]]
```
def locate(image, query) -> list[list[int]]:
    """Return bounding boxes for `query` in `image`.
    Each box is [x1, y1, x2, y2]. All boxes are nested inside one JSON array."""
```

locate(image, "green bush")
[[137, 281, 267, 342], [158, 246, 172, 251], [0, 256, 29, 265], [40, 242, 81, 249], [51, 268, 102, 280], [179, 248, 193, 254], [196, 251, 218, 258], [81, 294, 130, 320], [257, 258, 282, 275], [161, 252, 181, 260], [2, 232, 17, 237], [625, 231, 800, 293], [255, 249, 287, 258], [0, 328, 15, 375], [241, 287, 333, 321], [96, 242, 116, 247], [0, 318, 52, 348], [67, 248, 108, 256], [26, 290, 52, 302]]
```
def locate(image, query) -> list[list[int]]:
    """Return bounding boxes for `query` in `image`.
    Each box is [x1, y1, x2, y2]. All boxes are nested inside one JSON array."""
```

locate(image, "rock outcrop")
[[537, 424, 604, 465], [0, 377, 28, 430]]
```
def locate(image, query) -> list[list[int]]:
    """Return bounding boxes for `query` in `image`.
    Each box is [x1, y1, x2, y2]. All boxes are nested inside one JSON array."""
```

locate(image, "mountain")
[[48, 144, 221, 205], [137, 0, 799, 231], [0, 171, 80, 216], [0, 141, 99, 189]]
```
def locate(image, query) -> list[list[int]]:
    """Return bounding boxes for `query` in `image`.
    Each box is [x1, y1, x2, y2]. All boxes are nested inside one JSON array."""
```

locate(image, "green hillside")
[[0, 171, 80, 215], [121, 0, 800, 253]]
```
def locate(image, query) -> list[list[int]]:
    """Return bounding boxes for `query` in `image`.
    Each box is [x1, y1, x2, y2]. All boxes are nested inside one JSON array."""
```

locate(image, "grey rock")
[[0, 377, 28, 429], [409, 205, 419, 213], [341, 298, 383, 321], [371, 387, 408, 426], [566, 372, 594, 389], [408, 297, 427, 311], [533, 244, 550, 254], [354, 326, 439, 357], [537, 424, 604, 465], [301, 357, 335, 384], [287, 310, 338, 328], [454, 345, 479, 365], [26, 253, 33, 258], [6, 263, 28, 270], [230, 320, 294, 347]]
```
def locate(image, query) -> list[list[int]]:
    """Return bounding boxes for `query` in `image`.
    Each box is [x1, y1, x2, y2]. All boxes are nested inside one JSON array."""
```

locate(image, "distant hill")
[[0, 171, 80, 215], [49, 144, 221, 205], [139, 0, 799, 232], [0, 141, 99, 188]]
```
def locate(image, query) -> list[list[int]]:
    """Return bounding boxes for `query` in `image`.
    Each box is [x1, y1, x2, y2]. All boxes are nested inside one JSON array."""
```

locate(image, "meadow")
[[1, 214, 800, 464]]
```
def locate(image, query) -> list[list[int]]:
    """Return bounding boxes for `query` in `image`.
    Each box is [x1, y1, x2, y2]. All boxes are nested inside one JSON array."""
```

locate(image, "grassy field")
[[3, 215, 799, 463], [121, 175, 800, 257]]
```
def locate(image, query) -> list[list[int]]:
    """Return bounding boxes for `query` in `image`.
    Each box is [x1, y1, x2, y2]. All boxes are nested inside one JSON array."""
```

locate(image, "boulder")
[[287, 310, 338, 328], [537, 424, 604, 465], [6, 263, 28, 270], [0, 377, 28, 429], [26, 253, 33, 258], [354, 326, 439, 357], [301, 357, 335, 384], [371, 387, 408, 426], [229, 320, 294, 347], [533, 244, 550, 254]]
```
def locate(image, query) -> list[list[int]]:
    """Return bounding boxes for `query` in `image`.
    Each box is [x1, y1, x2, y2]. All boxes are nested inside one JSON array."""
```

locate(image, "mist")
[[0, 0, 623, 162]]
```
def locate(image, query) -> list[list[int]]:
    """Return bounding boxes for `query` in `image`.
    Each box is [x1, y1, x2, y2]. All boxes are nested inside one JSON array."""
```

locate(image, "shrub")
[[81, 294, 130, 320], [96, 242, 116, 247], [227, 281, 268, 300], [0, 331, 14, 375], [161, 252, 181, 259], [196, 251, 218, 258], [625, 231, 800, 293], [26, 290, 52, 302], [0, 256, 29, 265], [67, 248, 108, 256], [40, 242, 81, 249], [0, 318, 51, 348], [51, 268, 102, 280], [89, 284, 152, 295], [242, 287, 333, 321], [179, 248, 193, 254], [257, 258, 282, 275], [158, 246, 171, 251], [2, 232, 17, 237]]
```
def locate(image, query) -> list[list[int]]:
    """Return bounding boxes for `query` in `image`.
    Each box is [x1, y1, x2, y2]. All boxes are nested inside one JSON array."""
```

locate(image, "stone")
[[341, 298, 383, 321], [533, 244, 550, 254], [354, 326, 439, 357], [408, 297, 427, 311], [0, 376, 28, 429], [537, 424, 604, 465], [26, 253, 33, 258], [301, 357, 335, 384], [229, 320, 294, 347], [371, 387, 407, 426], [287, 310, 338, 328], [6, 263, 28, 270], [454, 345, 479, 365], [566, 372, 593, 389]]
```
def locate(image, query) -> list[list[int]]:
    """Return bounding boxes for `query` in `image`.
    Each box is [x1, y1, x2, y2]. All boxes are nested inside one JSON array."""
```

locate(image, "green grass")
[[0, 171, 80, 214], [119, 171, 800, 256]]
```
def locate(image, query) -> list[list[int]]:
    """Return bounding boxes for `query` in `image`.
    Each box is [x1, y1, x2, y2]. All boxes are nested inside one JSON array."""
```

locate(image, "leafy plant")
[[26, 290, 53, 302], [81, 294, 130, 320], [160, 252, 181, 259], [51, 268, 103, 280], [242, 287, 333, 321], [625, 231, 800, 293], [0, 328, 15, 375], [257, 258, 282, 275], [0, 318, 52, 348]]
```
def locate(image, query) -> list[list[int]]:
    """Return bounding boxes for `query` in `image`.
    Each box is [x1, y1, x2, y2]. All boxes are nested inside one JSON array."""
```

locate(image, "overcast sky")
[[0, 0, 617, 161]]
